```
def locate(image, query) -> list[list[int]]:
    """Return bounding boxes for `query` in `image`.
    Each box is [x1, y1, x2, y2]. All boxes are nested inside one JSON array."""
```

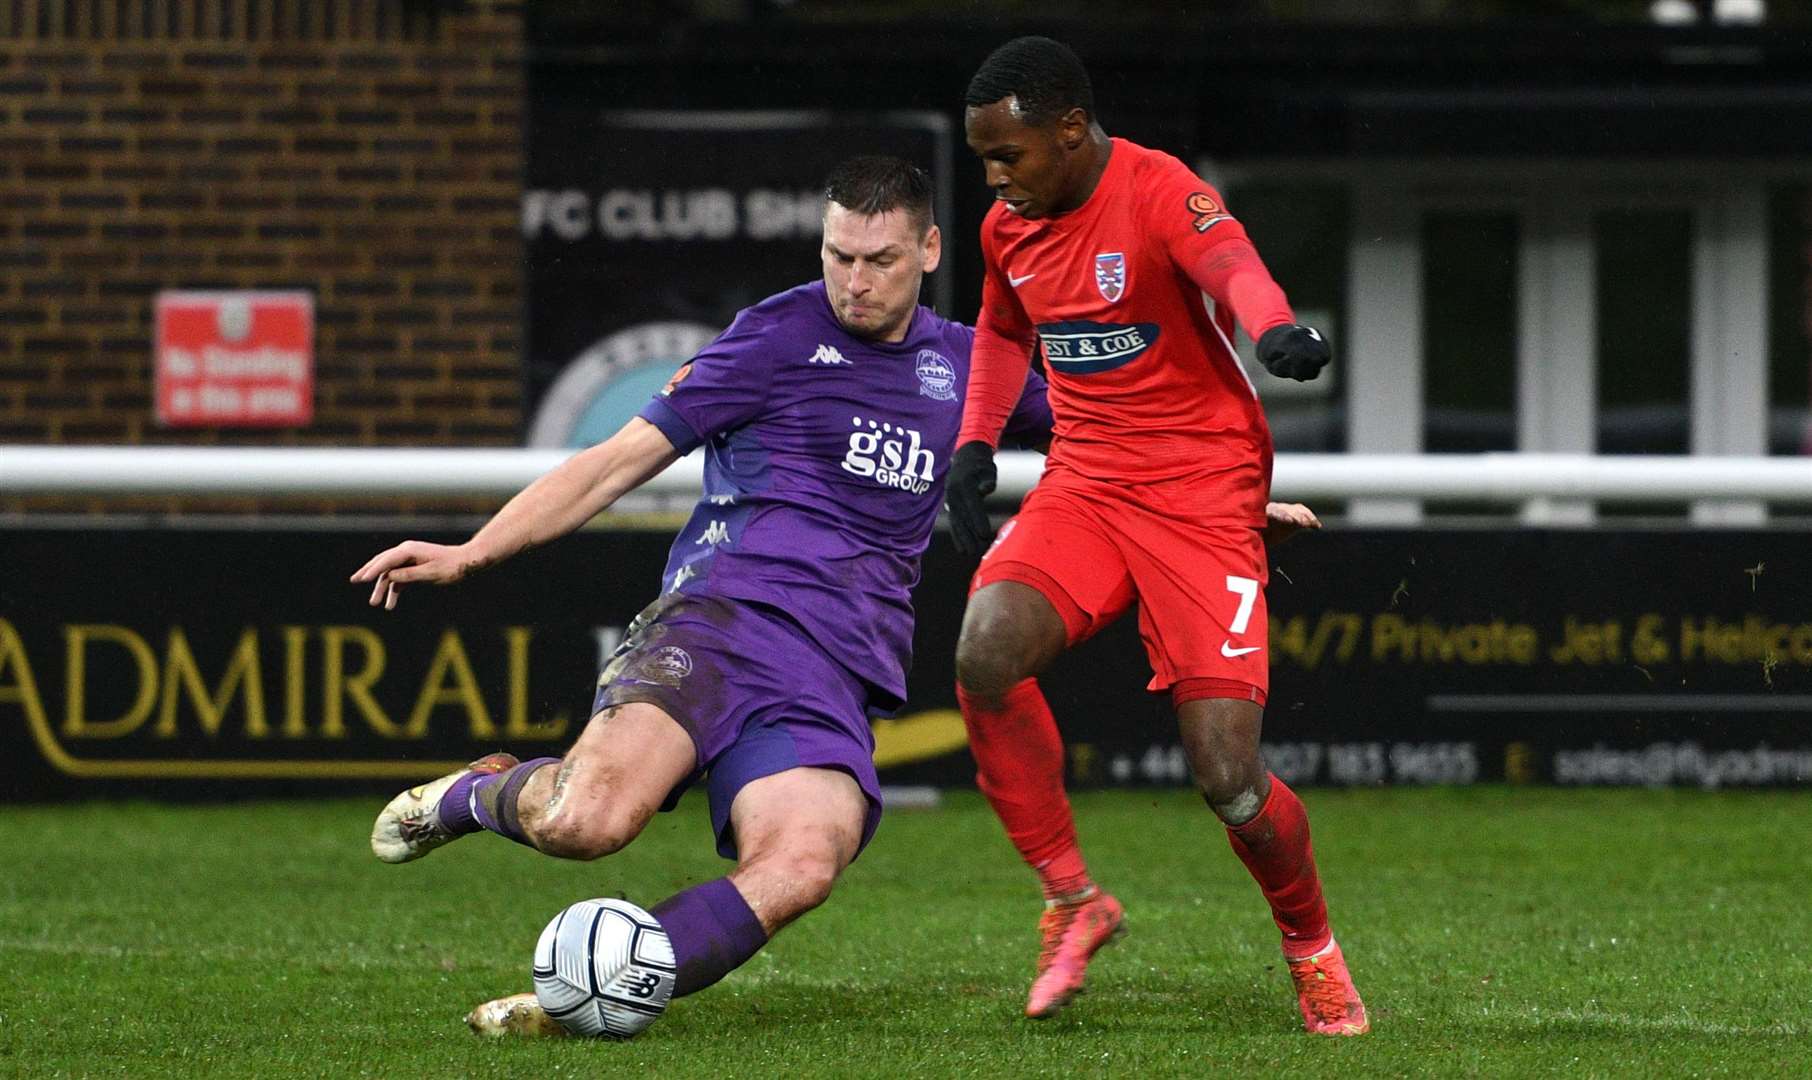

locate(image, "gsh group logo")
[[841, 416, 936, 494]]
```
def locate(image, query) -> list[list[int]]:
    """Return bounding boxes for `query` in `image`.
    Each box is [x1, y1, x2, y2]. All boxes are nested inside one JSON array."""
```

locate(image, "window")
[[1422, 212, 1518, 453], [1229, 183, 1348, 451], [1595, 209, 1692, 456], [1767, 184, 1811, 457]]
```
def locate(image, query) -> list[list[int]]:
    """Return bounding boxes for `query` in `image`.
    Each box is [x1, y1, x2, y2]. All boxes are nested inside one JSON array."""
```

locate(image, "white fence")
[[3, 446, 1810, 523]]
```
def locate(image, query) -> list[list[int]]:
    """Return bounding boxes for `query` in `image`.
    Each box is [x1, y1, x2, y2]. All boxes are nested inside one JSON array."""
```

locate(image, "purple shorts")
[[593, 592, 882, 860]]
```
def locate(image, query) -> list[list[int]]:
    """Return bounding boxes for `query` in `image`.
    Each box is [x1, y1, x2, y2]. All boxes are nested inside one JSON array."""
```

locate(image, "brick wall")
[[0, 0, 523, 515]]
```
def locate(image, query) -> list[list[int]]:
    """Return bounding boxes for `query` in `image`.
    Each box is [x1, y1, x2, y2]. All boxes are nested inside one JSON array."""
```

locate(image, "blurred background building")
[[6, 1, 1812, 797], [4, 0, 1811, 517]]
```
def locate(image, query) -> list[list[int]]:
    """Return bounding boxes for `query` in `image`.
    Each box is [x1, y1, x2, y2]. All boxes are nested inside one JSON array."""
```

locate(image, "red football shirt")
[[962, 138, 1295, 525]]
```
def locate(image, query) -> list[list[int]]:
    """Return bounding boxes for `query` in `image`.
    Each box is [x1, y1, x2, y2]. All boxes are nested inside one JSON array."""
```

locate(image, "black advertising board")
[[522, 108, 954, 449], [1, 525, 1809, 800]]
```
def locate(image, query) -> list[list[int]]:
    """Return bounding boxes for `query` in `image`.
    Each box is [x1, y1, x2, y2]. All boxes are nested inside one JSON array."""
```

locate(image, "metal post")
[[1690, 185, 1769, 525], [1518, 199, 1598, 525], [1347, 186, 1424, 524]]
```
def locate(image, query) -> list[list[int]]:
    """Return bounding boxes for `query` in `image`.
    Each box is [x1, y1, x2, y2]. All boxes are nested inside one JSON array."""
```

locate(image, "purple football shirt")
[[638, 281, 1051, 708]]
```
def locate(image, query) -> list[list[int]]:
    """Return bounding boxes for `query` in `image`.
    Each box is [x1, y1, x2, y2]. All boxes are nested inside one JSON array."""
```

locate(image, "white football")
[[531, 897, 677, 1038]]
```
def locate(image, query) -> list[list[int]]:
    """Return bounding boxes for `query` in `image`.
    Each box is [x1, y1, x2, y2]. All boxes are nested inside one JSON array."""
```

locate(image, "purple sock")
[[435, 757, 559, 847], [650, 878, 770, 997], [434, 771, 487, 835]]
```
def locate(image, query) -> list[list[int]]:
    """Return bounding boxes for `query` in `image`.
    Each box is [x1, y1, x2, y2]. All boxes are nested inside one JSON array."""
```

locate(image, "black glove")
[[944, 440, 998, 558], [1256, 323, 1331, 382]]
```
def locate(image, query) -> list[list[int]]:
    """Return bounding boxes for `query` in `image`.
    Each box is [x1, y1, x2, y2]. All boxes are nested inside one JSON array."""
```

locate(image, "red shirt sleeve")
[[959, 218, 1038, 450], [1143, 156, 1295, 340]]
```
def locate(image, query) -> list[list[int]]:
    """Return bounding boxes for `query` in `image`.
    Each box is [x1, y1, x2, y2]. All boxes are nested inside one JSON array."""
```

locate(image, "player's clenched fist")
[[349, 540, 484, 610], [944, 440, 999, 558], [1256, 323, 1331, 382]]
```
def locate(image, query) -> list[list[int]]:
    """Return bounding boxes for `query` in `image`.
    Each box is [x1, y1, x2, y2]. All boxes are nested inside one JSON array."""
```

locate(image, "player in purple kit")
[[351, 156, 1052, 1033]]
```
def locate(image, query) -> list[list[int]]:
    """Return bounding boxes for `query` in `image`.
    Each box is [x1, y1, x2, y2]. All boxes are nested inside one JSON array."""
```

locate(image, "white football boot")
[[369, 752, 519, 864]]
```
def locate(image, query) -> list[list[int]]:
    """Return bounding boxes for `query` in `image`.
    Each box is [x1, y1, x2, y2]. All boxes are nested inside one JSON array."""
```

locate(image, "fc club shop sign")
[[520, 109, 952, 448], [155, 290, 314, 428]]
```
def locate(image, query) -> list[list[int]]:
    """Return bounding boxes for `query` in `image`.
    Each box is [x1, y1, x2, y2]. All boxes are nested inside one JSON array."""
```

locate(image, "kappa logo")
[[1094, 252, 1126, 302], [915, 349, 957, 402], [808, 344, 849, 366]]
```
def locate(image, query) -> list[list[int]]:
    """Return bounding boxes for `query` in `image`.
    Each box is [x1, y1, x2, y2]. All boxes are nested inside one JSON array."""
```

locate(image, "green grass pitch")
[[2, 788, 1808, 1078]]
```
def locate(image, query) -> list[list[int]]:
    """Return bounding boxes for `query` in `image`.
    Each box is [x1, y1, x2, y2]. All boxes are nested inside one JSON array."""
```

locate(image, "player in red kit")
[[944, 37, 1367, 1035]]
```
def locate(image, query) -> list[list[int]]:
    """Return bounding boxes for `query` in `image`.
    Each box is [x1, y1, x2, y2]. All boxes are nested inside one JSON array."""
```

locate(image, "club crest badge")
[[915, 349, 957, 402], [1094, 252, 1126, 303], [635, 645, 694, 686]]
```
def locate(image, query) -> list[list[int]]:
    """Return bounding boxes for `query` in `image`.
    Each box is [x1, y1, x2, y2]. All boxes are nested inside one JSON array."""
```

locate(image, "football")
[[532, 897, 678, 1038]]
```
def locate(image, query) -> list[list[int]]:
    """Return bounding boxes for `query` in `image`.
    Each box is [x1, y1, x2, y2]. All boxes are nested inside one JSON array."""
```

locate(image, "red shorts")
[[971, 475, 1269, 703]]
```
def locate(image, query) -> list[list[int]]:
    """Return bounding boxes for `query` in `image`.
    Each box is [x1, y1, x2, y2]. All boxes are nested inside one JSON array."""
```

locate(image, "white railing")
[[2, 446, 1810, 516]]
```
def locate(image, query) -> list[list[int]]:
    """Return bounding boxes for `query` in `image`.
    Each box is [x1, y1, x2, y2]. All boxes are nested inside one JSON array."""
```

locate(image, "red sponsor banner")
[[155, 291, 314, 428]]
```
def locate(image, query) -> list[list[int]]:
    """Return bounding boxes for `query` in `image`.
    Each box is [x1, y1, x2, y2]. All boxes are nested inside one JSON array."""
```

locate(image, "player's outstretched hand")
[[944, 440, 999, 558], [1256, 323, 1331, 382], [1263, 501, 1321, 547], [350, 540, 482, 610]]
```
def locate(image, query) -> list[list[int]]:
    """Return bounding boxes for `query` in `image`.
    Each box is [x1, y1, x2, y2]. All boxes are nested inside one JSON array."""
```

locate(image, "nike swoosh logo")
[[1220, 641, 1262, 658], [1008, 272, 1036, 287]]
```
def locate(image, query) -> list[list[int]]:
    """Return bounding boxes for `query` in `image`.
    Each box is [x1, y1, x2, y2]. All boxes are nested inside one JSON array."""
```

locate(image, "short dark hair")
[[964, 36, 1094, 128], [823, 155, 934, 233]]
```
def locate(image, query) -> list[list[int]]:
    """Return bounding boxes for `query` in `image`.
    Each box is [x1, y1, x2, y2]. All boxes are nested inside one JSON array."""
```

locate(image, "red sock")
[[1225, 774, 1332, 958], [959, 679, 1093, 901]]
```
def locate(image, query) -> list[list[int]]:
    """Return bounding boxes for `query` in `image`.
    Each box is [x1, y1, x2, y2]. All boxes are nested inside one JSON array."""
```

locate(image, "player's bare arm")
[[350, 417, 680, 610]]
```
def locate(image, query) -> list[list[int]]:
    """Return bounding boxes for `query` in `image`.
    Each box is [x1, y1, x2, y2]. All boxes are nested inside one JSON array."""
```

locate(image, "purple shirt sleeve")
[[1000, 364, 1053, 449], [635, 307, 777, 453]]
